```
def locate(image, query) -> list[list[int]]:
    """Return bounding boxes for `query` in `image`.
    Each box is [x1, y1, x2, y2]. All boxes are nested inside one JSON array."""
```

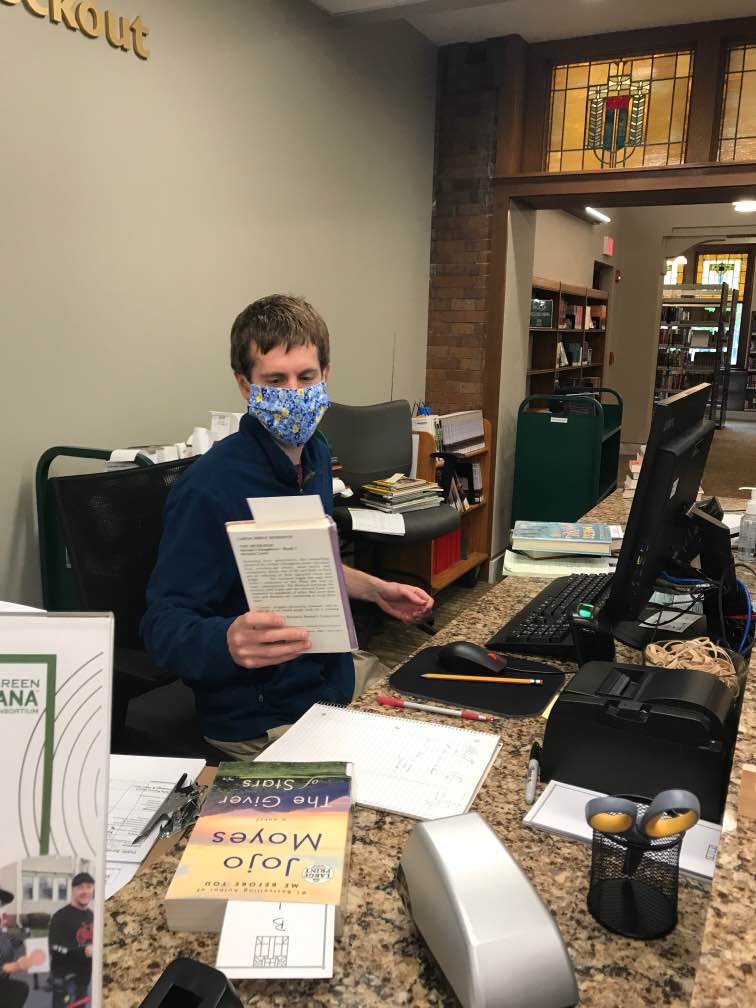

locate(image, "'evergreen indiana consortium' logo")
[[0, 678, 41, 713]]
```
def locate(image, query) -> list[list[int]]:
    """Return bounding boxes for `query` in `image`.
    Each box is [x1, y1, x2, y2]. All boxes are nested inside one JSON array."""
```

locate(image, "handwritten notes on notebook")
[[258, 703, 501, 820]]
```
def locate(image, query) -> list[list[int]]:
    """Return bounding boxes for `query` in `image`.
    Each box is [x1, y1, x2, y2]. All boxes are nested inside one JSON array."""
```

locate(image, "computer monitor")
[[603, 383, 738, 648]]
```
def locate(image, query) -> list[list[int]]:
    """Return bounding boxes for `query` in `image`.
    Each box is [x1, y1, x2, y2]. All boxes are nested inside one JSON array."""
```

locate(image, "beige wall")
[[533, 210, 613, 288], [493, 203, 535, 560], [1, 0, 436, 604]]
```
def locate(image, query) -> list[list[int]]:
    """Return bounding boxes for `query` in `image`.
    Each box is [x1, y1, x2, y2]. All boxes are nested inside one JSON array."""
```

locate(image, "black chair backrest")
[[320, 400, 413, 490], [50, 457, 196, 649]]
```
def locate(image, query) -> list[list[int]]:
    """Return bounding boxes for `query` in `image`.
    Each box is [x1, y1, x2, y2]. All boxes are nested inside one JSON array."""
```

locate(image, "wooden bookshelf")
[[654, 283, 734, 428], [381, 420, 492, 591], [528, 277, 609, 407], [745, 310, 756, 412]]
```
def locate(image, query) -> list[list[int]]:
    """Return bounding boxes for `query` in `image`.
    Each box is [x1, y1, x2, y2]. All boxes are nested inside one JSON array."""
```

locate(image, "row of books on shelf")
[[556, 341, 594, 367], [432, 527, 463, 575], [360, 475, 443, 513], [412, 408, 485, 456], [530, 297, 607, 330], [659, 328, 715, 348]]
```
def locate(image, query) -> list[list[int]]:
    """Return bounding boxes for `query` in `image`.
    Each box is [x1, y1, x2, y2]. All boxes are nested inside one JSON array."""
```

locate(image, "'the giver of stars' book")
[[165, 762, 352, 933]]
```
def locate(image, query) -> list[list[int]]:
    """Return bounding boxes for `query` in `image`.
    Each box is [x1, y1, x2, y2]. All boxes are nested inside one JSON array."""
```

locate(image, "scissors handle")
[[639, 789, 700, 839], [585, 796, 638, 835]]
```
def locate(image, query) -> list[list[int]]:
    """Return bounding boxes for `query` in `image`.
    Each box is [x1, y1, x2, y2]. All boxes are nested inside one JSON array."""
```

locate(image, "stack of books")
[[622, 448, 644, 499], [623, 447, 704, 501], [439, 410, 485, 455], [361, 475, 443, 513], [511, 521, 612, 557]]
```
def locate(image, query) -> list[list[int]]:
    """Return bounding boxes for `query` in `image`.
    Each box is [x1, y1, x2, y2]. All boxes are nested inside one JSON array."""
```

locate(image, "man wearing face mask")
[[143, 294, 433, 756]]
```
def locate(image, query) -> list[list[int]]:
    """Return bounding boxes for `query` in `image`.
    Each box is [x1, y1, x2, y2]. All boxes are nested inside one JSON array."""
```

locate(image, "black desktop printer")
[[541, 661, 738, 822]]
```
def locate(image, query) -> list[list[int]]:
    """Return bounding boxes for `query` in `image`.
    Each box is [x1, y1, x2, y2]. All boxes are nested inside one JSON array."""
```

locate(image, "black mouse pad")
[[388, 645, 565, 718]]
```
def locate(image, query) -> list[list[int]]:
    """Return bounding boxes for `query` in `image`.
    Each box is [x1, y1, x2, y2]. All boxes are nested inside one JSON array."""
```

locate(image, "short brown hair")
[[230, 294, 331, 378]]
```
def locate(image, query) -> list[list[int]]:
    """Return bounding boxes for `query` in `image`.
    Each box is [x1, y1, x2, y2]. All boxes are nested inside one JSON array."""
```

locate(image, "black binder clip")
[[138, 957, 242, 1008]]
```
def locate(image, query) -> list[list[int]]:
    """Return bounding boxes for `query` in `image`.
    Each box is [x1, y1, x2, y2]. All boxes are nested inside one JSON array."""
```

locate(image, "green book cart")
[[512, 388, 623, 524]]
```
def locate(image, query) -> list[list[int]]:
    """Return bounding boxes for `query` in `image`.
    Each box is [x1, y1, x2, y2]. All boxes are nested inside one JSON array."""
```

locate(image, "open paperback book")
[[226, 495, 357, 653]]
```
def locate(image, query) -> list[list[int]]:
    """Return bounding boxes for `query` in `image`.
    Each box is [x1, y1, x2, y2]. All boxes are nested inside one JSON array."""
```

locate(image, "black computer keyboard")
[[486, 573, 614, 659]]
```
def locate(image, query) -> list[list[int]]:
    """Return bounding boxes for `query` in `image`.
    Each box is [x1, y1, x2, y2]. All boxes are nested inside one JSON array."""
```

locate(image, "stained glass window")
[[547, 52, 694, 172], [664, 257, 685, 285], [696, 253, 748, 299], [696, 252, 750, 364], [718, 44, 756, 162]]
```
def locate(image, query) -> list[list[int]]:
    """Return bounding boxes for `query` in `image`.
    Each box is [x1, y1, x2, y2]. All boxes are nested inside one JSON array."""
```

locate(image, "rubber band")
[[644, 637, 739, 696]]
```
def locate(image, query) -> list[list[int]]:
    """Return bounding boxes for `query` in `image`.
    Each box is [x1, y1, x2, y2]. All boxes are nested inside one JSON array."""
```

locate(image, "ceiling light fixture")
[[733, 200, 756, 213], [585, 206, 612, 224]]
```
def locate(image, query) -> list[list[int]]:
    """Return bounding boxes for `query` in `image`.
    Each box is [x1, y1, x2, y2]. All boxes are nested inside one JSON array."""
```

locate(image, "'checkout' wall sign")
[[1, 0, 150, 60]]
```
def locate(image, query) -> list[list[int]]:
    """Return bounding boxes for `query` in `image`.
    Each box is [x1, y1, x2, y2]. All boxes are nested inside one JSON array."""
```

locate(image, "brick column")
[[425, 44, 499, 415]]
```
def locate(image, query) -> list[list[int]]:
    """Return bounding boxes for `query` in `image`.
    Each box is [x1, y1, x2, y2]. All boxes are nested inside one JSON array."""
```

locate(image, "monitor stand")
[[612, 612, 708, 651], [611, 499, 743, 653]]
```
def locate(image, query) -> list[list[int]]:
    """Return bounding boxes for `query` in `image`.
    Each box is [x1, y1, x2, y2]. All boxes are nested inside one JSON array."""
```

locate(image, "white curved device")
[[400, 812, 578, 1008]]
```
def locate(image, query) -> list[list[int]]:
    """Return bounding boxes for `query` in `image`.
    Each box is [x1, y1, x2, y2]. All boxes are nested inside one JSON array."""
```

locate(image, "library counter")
[[103, 492, 755, 1007]]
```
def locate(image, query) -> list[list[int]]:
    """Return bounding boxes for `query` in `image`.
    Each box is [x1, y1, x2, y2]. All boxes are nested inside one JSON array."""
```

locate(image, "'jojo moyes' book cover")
[[165, 762, 352, 933]]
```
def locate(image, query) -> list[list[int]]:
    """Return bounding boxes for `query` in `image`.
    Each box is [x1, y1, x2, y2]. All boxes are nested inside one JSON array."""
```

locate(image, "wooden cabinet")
[[376, 419, 492, 592]]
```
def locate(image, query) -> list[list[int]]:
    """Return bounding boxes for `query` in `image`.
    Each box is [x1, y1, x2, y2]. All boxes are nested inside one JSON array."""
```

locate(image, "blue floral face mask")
[[247, 381, 330, 446]]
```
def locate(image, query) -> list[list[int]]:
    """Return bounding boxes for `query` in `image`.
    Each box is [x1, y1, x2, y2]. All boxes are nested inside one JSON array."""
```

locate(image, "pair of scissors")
[[131, 774, 201, 845], [585, 789, 700, 843]]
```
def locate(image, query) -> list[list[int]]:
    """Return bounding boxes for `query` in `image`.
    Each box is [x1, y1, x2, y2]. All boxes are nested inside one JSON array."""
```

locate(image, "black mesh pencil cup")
[[586, 796, 684, 940]]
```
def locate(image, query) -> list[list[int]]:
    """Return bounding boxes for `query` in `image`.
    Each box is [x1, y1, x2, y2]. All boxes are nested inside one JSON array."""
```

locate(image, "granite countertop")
[[104, 493, 754, 1007]]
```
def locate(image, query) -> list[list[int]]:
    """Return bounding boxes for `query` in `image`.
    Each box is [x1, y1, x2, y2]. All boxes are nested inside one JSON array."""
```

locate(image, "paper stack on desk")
[[105, 755, 206, 900], [216, 901, 335, 980], [524, 780, 721, 881]]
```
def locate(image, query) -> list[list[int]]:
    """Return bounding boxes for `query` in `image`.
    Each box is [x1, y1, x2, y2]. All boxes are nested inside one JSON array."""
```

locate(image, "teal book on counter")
[[512, 521, 613, 555]]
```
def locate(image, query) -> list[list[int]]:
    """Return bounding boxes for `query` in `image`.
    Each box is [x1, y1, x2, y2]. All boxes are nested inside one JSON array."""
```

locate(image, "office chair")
[[49, 458, 227, 762], [320, 400, 460, 639]]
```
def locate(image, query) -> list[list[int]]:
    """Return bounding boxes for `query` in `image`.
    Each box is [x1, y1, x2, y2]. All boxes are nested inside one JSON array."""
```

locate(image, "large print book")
[[165, 762, 352, 933], [512, 521, 612, 556], [259, 703, 502, 820], [439, 409, 485, 452], [227, 495, 357, 653], [0, 612, 113, 1008]]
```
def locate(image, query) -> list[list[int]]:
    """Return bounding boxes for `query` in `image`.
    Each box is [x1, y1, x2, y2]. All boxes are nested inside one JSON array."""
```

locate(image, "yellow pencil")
[[422, 673, 544, 685]]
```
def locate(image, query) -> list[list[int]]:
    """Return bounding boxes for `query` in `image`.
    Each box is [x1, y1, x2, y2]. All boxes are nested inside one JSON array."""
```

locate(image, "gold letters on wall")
[[2, 0, 150, 60]]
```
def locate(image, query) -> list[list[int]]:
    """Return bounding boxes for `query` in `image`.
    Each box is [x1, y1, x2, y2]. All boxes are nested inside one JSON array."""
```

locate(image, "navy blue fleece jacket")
[[141, 414, 355, 741]]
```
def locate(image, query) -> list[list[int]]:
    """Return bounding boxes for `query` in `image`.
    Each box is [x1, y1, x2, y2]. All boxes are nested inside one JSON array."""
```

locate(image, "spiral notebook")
[[257, 703, 502, 820]]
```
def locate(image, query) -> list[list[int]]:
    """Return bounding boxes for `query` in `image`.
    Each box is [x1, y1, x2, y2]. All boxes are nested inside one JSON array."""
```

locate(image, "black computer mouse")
[[437, 641, 560, 677], [438, 641, 508, 676]]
